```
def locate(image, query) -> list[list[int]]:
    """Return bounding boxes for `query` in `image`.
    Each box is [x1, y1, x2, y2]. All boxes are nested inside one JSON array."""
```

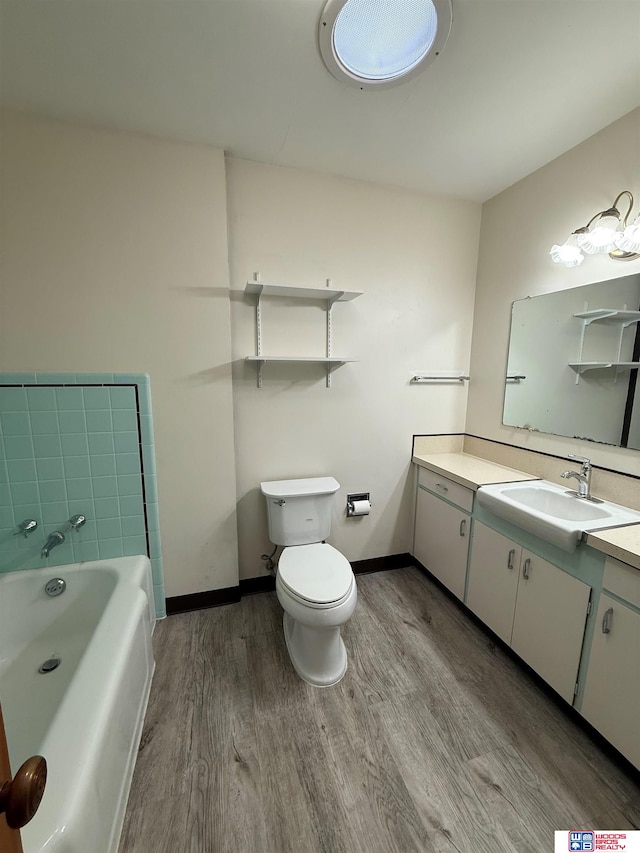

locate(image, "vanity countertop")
[[412, 451, 538, 491], [585, 526, 640, 571], [413, 451, 640, 571]]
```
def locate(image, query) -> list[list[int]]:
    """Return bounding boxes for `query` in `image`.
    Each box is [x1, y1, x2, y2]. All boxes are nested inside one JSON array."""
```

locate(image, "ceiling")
[[1, 0, 639, 202]]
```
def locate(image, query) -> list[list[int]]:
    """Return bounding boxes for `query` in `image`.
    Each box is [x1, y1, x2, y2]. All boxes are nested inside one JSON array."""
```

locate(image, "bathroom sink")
[[476, 480, 640, 552]]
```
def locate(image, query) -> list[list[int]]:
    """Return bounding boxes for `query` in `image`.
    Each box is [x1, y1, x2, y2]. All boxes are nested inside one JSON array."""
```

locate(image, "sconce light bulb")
[[550, 234, 584, 267], [577, 212, 620, 254], [553, 192, 637, 265], [615, 216, 640, 253]]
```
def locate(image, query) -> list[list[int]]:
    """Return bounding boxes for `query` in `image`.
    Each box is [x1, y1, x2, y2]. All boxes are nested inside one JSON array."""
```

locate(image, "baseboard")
[[239, 575, 276, 595], [351, 552, 414, 574], [166, 585, 240, 615], [166, 553, 413, 614]]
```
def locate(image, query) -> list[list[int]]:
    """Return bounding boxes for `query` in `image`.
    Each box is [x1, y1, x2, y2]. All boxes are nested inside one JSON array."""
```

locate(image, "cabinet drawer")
[[603, 557, 640, 608], [417, 467, 473, 513]]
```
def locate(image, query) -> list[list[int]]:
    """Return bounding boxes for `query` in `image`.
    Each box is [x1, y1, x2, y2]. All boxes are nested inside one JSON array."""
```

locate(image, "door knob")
[[0, 755, 47, 829]]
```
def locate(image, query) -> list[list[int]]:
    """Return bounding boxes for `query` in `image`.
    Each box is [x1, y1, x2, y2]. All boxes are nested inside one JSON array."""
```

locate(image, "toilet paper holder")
[[347, 493, 371, 517]]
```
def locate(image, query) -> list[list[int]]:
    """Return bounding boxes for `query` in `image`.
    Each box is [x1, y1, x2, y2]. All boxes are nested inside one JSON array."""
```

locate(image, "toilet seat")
[[278, 543, 353, 609]]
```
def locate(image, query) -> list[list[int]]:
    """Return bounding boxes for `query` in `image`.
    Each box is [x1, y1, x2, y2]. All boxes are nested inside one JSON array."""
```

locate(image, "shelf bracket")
[[253, 272, 263, 363], [326, 302, 333, 388], [614, 318, 626, 384], [326, 362, 334, 388], [325, 279, 343, 387], [251, 272, 264, 387], [574, 301, 588, 384]]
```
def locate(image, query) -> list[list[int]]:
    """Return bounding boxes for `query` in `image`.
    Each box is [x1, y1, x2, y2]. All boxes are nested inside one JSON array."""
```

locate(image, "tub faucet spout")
[[41, 531, 65, 559]]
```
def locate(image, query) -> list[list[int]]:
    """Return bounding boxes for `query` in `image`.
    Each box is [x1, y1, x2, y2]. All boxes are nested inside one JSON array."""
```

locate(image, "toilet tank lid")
[[260, 476, 340, 498]]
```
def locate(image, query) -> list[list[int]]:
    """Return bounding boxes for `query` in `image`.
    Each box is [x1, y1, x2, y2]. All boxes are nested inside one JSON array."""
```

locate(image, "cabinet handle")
[[507, 548, 515, 570], [459, 519, 466, 537], [602, 607, 613, 634], [522, 557, 531, 580], [435, 482, 448, 492]]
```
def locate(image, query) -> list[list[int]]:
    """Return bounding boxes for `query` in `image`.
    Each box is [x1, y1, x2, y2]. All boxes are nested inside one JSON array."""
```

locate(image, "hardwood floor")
[[119, 567, 640, 853]]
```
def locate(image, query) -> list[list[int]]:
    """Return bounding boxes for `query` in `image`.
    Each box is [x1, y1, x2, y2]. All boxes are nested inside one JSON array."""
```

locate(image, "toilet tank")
[[260, 477, 340, 546]]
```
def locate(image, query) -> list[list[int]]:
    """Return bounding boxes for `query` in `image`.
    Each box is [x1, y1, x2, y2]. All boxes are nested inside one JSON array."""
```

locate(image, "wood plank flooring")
[[119, 567, 640, 853]]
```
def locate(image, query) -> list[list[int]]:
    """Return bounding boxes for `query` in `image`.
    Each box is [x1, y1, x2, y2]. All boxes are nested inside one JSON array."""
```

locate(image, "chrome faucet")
[[41, 530, 65, 558], [561, 455, 593, 500], [41, 514, 86, 559]]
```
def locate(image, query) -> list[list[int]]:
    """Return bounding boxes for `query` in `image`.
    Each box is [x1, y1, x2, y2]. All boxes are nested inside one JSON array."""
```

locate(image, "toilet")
[[260, 476, 357, 687]]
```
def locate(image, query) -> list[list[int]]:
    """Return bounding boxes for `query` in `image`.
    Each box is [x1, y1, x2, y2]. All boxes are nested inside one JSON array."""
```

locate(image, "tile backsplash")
[[0, 373, 165, 617]]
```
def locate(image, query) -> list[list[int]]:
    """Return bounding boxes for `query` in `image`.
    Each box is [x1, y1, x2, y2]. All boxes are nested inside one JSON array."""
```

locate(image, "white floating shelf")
[[573, 309, 640, 326], [569, 361, 640, 374], [245, 356, 357, 387], [245, 281, 362, 302], [245, 274, 362, 387], [246, 356, 356, 364]]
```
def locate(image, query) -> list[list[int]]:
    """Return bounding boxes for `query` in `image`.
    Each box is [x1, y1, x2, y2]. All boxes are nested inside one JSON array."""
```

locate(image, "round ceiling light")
[[318, 0, 452, 89]]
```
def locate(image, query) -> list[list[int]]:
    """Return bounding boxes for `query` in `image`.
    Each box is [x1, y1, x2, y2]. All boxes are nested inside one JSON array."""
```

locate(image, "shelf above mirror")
[[569, 361, 640, 374], [573, 309, 640, 327]]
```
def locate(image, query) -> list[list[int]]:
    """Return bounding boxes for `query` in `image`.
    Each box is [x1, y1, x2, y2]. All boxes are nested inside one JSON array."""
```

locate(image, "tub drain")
[[39, 657, 61, 674]]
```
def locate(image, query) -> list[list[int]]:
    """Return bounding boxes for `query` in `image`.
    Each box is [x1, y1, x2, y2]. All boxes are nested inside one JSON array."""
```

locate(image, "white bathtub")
[[0, 555, 156, 853]]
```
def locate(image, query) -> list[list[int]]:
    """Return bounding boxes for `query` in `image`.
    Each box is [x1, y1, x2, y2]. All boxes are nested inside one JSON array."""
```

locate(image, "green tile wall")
[[0, 373, 165, 617]]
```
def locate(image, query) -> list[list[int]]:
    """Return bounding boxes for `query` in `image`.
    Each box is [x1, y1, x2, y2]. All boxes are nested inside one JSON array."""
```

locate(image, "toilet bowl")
[[276, 543, 357, 687], [261, 476, 357, 686]]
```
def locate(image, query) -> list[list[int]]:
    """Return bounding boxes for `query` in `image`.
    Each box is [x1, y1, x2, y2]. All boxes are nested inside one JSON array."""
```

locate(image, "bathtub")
[[0, 555, 156, 853]]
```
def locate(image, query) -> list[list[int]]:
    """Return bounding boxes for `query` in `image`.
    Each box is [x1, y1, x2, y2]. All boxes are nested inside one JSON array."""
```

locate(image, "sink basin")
[[476, 480, 640, 552]]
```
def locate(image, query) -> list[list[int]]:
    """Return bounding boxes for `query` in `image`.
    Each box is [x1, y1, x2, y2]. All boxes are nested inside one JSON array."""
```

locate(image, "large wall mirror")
[[503, 272, 640, 450]]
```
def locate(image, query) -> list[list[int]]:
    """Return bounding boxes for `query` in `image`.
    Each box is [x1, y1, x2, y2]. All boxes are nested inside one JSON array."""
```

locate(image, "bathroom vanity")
[[412, 451, 640, 770]]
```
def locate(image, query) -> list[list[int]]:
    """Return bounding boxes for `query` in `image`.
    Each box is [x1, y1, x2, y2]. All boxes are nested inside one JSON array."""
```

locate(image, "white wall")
[[467, 108, 640, 475], [13, 107, 636, 593], [0, 110, 239, 596], [227, 159, 481, 579]]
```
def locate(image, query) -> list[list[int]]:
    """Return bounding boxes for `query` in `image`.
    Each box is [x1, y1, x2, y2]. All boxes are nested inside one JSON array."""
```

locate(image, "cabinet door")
[[581, 594, 640, 769], [466, 522, 521, 645], [511, 550, 591, 703], [414, 487, 469, 600]]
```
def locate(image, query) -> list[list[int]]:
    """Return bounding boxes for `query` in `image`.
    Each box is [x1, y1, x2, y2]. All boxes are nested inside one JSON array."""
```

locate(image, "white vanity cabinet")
[[466, 522, 520, 644], [580, 558, 640, 769], [510, 550, 591, 704], [413, 469, 472, 601], [467, 522, 591, 703]]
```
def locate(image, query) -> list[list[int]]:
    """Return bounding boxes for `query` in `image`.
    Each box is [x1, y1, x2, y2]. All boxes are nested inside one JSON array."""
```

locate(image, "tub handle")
[[14, 519, 37, 538], [0, 755, 47, 829]]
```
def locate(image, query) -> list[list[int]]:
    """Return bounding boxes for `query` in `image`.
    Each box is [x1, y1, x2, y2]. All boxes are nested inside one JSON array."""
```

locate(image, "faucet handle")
[[567, 454, 591, 468], [14, 519, 38, 538]]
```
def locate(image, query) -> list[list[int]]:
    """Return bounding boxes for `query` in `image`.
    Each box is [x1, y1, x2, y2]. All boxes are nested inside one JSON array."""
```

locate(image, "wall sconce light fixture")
[[550, 190, 640, 268]]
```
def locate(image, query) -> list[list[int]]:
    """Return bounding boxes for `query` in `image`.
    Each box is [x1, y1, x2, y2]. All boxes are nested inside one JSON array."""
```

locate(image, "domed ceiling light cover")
[[319, 0, 452, 89]]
